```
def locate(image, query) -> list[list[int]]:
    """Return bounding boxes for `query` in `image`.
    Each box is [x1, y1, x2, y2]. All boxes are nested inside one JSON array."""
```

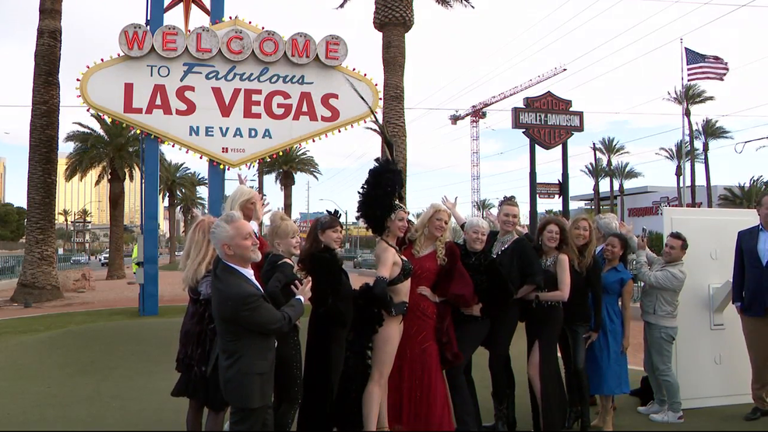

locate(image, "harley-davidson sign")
[[79, 19, 378, 167], [512, 91, 584, 150]]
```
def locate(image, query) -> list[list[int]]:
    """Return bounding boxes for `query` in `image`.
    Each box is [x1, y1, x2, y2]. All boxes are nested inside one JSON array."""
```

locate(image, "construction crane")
[[449, 66, 567, 216]]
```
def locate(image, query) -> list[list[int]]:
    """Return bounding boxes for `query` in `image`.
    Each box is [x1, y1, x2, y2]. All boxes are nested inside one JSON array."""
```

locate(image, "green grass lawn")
[[0, 307, 761, 431], [159, 261, 180, 271]]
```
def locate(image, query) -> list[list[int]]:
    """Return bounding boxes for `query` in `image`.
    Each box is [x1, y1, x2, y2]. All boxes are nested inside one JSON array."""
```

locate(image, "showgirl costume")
[[334, 91, 414, 429]]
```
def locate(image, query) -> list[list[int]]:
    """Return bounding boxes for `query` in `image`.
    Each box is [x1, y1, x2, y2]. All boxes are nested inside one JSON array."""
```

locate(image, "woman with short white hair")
[[444, 217, 501, 431]]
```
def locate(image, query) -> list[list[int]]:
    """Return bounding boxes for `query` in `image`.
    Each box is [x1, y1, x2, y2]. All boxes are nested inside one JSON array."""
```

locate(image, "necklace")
[[492, 232, 517, 257], [379, 237, 400, 252]]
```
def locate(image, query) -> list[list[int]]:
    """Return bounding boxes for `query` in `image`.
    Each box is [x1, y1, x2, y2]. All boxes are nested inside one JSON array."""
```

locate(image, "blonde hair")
[[569, 215, 597, 274], [179, 215, 217, 289], [409, 203, 451, 265], [224, 185, 258, 221], [267, 212, 299, 252]]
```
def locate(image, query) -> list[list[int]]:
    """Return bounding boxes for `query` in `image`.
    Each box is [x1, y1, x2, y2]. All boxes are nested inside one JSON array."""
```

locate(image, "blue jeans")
[[643, 322, 681, 412]]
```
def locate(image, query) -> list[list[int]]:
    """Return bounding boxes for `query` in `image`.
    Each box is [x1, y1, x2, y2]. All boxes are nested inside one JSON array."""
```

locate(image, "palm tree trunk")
[[168, 196, 177, 264], [593, 182, 600, 215], [608, 159, 616, 213], [686, 114, 697, 206], [619, 187, 626, 221], [703, 141, 713, 208], [283, 185, 293, 219], [380, 26, 408, 205], [107, 174, 126, 280], [11, 0, 64, 304], [675, 171, 682, 205]]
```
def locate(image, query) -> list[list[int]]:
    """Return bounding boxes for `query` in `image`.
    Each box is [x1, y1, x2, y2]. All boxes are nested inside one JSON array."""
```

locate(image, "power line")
[[406, 120, 768, 197], [634, 0, 768, 6], [434, 0, 618, 110]]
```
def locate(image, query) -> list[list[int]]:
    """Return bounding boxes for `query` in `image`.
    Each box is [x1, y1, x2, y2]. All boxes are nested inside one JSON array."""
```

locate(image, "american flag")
[[685, 47, 729, 82]]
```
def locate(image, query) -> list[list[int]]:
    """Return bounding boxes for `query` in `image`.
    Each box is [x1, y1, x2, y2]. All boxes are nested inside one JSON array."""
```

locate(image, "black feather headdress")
[[345, 78, 406, 237], [344, 77, 396, 161]]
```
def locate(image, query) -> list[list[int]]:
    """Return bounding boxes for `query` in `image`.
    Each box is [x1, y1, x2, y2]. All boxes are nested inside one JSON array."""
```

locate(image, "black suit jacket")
[[210, 256, 305, 408], [732, 225, 768, 317]]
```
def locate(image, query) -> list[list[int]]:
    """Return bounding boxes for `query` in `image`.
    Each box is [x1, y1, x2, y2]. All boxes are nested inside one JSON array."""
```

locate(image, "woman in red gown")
[[388, 203, 476, 431]]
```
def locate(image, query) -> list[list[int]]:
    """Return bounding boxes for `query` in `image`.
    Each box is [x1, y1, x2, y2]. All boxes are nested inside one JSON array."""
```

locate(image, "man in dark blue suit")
[[732, 191, 768, 422]]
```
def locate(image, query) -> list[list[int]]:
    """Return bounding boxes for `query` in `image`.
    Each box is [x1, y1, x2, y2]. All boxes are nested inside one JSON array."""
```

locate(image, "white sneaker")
[[637, 401, 666, 415], [650, 410, 685, 424]]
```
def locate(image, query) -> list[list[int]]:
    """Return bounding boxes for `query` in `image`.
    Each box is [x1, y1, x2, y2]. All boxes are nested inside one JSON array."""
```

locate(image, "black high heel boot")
[[579, 408, 590, 432], [564, 408, 580, 430], [481, 392, 508, 431]]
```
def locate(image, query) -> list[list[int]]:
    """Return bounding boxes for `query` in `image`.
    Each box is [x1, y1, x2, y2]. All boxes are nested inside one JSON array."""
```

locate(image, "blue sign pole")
[[207, 0, 226, 217], [139, 0, 165, 317]]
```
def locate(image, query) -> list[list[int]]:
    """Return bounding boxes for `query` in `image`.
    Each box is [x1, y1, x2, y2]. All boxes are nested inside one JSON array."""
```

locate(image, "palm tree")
[[595, 136, 629, 214], [63, 112, 141, 280], [581, 159, 608, 213], [695, 118, 733, 208], [58, 208, 71, 251], [337, 0, 474, 204], [718, 176, 767, 209], [664, 83, 715, 206], [75, 207, 92, 253], [474, 198, 495, 215], [656, 140, 704, 205], [261, 146, 322, 218], [11, 0, 65, 304], [179, 171, 208, 235], [160, 158, 191, 264], [612, 161, 643, 221]]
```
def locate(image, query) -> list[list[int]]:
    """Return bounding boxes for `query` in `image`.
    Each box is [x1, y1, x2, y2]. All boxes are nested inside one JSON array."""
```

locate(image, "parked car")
[[99, 250, 109, 267], [70, 253, 89, 265], [353, 254, 376, 270]]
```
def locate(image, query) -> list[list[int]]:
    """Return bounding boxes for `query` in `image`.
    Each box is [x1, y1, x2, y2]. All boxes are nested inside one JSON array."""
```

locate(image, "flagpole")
[[680, 38, 687, 207]]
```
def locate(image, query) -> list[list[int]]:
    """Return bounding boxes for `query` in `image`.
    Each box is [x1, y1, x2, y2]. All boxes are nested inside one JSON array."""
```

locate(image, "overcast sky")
[[1, 0, 767, 221]]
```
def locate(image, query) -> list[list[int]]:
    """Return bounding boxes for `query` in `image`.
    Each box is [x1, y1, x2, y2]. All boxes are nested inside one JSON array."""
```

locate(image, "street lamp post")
[[319, 198, 348, 250]]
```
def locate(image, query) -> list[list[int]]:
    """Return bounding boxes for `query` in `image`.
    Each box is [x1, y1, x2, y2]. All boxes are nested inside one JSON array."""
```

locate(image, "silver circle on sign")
[[285, 32, 317, 65], [317, 35, 348, 67], [220, 28, 254, 62], [152, 25, 187, 58], [252, 30, 285, 63], [187, 26, 220, 60], [119, 23, 153, 58]]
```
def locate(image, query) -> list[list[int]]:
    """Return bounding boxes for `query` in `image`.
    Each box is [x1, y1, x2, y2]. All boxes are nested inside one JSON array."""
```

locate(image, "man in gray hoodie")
[[634, 231, 688, 424]]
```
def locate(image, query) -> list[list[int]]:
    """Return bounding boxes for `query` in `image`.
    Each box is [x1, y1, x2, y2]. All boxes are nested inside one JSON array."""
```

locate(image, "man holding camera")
[[634, 231, 688, 424]]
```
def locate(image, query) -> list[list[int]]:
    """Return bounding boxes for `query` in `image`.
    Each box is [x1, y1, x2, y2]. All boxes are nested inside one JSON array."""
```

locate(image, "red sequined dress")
[[388, 242, 476, 431]]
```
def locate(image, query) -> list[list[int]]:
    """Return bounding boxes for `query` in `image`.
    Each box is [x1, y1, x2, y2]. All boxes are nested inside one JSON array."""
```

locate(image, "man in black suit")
[[210, 211, 312, 431], [733, 191, 768, 422]]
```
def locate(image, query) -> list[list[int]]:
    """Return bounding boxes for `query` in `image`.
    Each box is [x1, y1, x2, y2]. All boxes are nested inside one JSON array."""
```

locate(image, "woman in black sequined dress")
[[522, 217, 571, 431]]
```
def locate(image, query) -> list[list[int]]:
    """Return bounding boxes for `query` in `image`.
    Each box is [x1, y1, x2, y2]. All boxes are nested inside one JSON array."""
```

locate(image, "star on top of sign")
[[164, 0, 211, 34]]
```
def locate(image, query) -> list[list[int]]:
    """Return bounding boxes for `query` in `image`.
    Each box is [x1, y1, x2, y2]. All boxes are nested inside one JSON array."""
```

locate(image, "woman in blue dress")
[[585, 233, 634, 431]]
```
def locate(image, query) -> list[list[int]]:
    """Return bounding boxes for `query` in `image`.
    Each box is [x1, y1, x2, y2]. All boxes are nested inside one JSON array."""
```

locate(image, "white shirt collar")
[[224, 260, 263, 292], [596, 243, 605, 254]]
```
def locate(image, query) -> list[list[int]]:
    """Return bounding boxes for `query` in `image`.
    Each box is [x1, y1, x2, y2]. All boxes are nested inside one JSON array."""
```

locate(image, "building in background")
[[571, 185, 732, 234], [55, 152, 163, 232], [0, 157, 6, 203]]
